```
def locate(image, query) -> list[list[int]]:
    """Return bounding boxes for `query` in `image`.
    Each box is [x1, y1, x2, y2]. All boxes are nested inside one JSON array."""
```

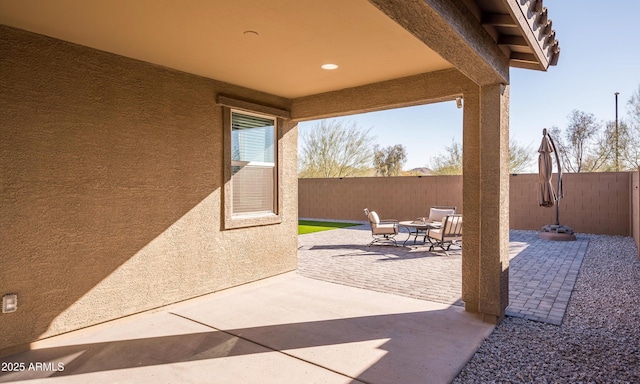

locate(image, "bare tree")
[[628, 84, 640, 124], [592, 119, 632, 171], [299, 120, 375, 178], [623, 85, 640, 169], [550, 110, 602, 173], [429, 138, 534, 175], [373, 144, 408, 176], [622, 131, 640, 170]]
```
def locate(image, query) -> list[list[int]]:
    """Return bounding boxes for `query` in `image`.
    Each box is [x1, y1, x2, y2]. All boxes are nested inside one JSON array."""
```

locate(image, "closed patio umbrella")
[[537, 131, 556, 208], [537, 128, 575, 241]]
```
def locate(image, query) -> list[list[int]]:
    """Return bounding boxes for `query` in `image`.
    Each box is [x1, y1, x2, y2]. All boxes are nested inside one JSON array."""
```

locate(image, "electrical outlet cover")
[[2, 294, 17, 313]]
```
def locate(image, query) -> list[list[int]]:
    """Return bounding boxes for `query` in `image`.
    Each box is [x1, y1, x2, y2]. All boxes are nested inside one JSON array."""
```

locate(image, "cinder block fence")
[[299, 171, 640, 249]]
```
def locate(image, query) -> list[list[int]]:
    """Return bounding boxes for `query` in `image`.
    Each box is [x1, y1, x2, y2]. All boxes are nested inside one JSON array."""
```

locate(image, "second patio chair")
[[425, 214, 462, 254], [364, 208, 399, 246], [419, 206, 456, 242], [427, 206, 456, 222]]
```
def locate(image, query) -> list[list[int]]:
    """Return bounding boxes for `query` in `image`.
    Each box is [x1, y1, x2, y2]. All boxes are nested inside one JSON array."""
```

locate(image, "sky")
[[298, 0, 640, 173]]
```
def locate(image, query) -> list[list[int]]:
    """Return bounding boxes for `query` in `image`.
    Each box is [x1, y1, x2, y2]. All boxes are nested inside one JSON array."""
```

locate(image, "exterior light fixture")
[[321, 63, 339, 70], [456, 97, 463, 109]]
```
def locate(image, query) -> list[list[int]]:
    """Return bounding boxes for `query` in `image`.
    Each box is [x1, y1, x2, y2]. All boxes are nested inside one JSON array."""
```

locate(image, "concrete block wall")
[[567, 172, 631, 235], [509, 172, 631, 235], [299, 172, 637, 237], [299, 176, 462, 221]]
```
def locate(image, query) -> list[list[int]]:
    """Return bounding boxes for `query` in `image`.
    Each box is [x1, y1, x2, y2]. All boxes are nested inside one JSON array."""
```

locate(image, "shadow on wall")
[[1, 26, 224, 351]]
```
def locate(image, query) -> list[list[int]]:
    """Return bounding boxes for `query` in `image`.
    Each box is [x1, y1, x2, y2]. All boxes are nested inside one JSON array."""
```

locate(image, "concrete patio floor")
[[0, 273, 494, 384], [1, 225, 588, 383]]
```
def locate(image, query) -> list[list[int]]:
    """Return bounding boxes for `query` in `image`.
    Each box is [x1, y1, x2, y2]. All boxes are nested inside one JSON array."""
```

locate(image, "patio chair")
[[425, 214, 462, 254], [418, 206, 456, 242], [364, 208, 399, 246], [428, 206, 456, 222]]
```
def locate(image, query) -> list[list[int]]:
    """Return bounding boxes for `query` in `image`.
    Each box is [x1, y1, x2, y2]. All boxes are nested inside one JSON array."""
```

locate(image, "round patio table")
[[399, 220, 441, 246]]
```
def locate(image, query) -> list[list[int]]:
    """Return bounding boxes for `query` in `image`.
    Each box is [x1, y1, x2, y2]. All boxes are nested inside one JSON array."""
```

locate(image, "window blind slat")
[[232, 166, 274, 213]]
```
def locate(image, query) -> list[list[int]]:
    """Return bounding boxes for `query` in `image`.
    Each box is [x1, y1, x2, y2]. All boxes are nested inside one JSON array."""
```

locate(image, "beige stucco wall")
[[299, 172, 635, 236], [0, 26, 298, 352]]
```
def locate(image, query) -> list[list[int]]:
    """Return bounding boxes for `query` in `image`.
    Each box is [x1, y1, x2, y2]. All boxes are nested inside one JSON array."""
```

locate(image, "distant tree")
[[509, 140, 535, 173], [597, 119, 631, 171], [623, 85, 640, 169], [550, 110, 603, 173], [550, 104, 640, 172], [628, 84, 640, 124], [298, 120, 375, 178], [429, 138, 535, 175], [429, 140, 462, 175], [373, 144, 408, 176], [619, 120, 639, 170]]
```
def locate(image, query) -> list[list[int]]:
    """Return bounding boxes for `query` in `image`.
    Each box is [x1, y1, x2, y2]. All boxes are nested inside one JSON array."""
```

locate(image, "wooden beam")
[[510, 52, 537, 63], [510, 61, 543, 71], [503, 0, 551, 69], [482, 13, 516, 27], [510, 51, 543, 70], [497, 35, 529, 47]]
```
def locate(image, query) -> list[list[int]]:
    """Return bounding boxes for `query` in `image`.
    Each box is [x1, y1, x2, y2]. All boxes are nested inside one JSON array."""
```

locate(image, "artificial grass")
[[298, 220, 359, 235]]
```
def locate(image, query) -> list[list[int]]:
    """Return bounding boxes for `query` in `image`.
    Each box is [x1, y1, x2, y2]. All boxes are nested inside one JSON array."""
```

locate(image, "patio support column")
[[462, 83, 510, 324]]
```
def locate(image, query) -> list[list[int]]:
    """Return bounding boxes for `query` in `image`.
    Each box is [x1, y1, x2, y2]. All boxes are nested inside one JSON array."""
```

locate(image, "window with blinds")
[[231, 111, 276, 216]]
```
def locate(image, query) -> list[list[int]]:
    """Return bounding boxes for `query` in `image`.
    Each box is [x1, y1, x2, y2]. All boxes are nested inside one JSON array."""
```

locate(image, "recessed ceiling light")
[[321, 63, 339, 70]]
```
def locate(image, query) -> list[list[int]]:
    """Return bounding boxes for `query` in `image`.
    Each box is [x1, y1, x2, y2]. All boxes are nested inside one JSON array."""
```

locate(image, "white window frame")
[[220, 96, 287, 229]]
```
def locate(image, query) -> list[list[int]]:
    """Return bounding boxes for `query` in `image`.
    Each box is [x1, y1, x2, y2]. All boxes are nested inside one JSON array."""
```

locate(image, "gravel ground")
[[454, 234, 640, 383]]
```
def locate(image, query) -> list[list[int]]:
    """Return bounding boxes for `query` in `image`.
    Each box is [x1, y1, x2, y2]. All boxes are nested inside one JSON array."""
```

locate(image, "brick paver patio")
[[298, 223, 589, 325], [506, 231, 589, 324]]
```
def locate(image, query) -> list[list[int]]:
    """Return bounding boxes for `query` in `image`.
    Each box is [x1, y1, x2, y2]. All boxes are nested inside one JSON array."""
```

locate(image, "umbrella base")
[[539, 224, 576, 241]]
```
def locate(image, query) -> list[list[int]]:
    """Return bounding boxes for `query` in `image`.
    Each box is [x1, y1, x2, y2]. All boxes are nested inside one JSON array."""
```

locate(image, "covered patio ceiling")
[[0, 0, 559, 99]]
